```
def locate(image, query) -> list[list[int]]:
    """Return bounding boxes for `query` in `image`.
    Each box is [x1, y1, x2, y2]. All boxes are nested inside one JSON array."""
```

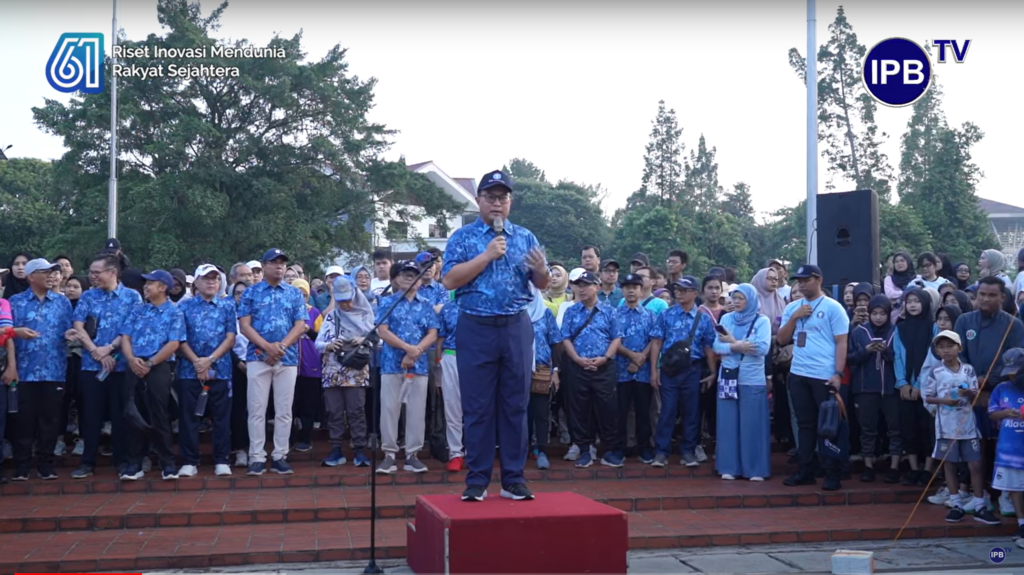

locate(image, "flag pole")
[[806, 0, 818, 265], [108, 0, 119, 239]]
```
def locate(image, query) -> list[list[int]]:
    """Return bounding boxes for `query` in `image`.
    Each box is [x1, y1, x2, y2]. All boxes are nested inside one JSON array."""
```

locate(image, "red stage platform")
[[406, 491, 628, 574]]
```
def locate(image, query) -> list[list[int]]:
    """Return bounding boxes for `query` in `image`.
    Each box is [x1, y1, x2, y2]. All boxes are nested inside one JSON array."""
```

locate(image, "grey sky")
[[1, 0, 1019, 219]]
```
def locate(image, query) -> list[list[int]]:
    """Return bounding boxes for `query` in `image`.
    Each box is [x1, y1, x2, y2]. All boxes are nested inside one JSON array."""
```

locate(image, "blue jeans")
[[655, 365, 701, 456]]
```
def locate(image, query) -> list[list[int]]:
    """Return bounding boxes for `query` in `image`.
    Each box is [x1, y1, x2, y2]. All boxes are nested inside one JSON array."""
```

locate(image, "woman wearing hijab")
[[1, 252, 31, 300], [936, 253, 957, 283], [168, 269, 189, 303], [942, 290, 973, 315], [1014, 248, 1024, 304], [289, 279, 324, 452], [350, 265, 378, 313], [922, 287, 942, 320], [884, 252, 915, 323], [526, 285, 563, 470], [544, 264, 571, 317], [954, 263, 972, 290], [891, 288, 936, 486], [712, 284, 771, 481], [316, 276, 374, 467], [751, 267, 792, 446], [849, 282, 875, 324], [978, 249, 1012, 287]]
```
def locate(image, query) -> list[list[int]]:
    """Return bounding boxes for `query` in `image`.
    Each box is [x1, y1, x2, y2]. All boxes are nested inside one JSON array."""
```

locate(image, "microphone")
[[493, 217, 504, 235]]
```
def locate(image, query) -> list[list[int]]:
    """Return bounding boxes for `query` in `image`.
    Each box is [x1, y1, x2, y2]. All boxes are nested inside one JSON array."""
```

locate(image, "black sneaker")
[[945, 506, 966, 522], [461, 485, 487, 502], [11, 466, 29, 481], [916, 470, 932, 487], [974, 507, 1002, 526], [822, 474, 842, 491], [70, 465, 94, 479], [37, 465, 58, 480], [902, 470, 921, 486], [783, 473, 815, 487], [883, 468, 901, 484], [860, 467, 876, 483], [500, 483, 535, 501]]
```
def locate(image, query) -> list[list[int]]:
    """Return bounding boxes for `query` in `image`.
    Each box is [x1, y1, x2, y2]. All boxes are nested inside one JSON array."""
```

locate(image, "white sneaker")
[[749, 476, 764, 482], [54, 439, 66, 457], [101, 422, 112, 436], [1001, 492, 1016, 516], [928, 486, 951, 505], [215, 464, 232, 477], [142, 456, 153, 473], [946, 490, 971, 508], [234, 451, 248, 467], [564, 444, 581, 461], [721, 474, 735, 481], [695, 445, 708, 463], [178, 465, 198, 478], [849, 453, 864, 462], [963, 492, 993, 513], [72, 439, 84, 456], [589, 445, 597, 460]]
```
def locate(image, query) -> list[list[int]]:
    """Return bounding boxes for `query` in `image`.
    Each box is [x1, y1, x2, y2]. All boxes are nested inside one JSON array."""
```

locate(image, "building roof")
[[405, 160, 432, 172], [979, 198, 1024, 216], [453, 177, 477, 197]]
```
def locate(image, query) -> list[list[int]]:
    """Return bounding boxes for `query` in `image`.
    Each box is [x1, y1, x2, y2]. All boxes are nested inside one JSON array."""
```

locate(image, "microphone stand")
[[362, 257, 437, 575]]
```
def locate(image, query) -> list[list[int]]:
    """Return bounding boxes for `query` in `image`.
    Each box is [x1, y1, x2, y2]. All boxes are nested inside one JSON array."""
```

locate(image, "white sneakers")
[[178, 465, 199, 478], [695, 445, 708, 463], [1000, 492, 1016, 516], [234, 451, 248, 467], [721, 474, 735, 481], [215, 464, 232, 477], [929, 486, 951, 505]]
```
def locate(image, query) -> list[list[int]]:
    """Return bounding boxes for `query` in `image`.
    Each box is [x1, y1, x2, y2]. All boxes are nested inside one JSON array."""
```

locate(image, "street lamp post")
[[806, 0, 818, 265], [108, 0, 119, 239]]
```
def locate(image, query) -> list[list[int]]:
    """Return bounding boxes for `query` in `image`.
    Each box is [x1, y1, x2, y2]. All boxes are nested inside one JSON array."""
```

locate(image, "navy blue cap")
[[600, 259, 620, 271], [262, 248, 289, 263], [398, 260, 422, 275], [672, 275, 699, 291], [1002, 348, 1024, 377], [103, 238, 121, 253], [621, 273, 644, 287], [791, 264, 823, 279], [569, 268, 600, 285], [477, 170, 514, 194], [141, 269, 175, 291]]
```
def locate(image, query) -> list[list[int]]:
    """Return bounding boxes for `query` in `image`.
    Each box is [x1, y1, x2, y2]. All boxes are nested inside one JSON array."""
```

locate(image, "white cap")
[[933, 330, 962, 347], [24, 258, 62, 276], [324, 265, 345, 277], [246, 260, 262, 270], [568, 267, 587, 282], [185, 274, 195, 285], [194, 264, 220, 279]]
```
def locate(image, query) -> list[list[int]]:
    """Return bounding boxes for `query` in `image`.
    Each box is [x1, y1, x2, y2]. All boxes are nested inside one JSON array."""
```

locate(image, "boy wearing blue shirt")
[[376, 261, 440, 475], [613, 274, 656, 465], [119, 270, 187, 481], [989, 349, 1024, 545]]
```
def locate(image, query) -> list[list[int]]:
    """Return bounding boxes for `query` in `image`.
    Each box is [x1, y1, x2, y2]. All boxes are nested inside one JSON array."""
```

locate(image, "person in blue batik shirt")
[[376, 260, 440, 475], [119, 270, 186, 482], [650, 275, 719, 468], [238, 248, 309, 477], [612, 273, 656, 466], [526, 286, 564, 470], [69, 253, 143, 480], [561, 269, 623, 469], [176, 264, 237, 479], [442, 169, 550, 502], [8, 259, 73, 481], [436, 296, 466, 472]]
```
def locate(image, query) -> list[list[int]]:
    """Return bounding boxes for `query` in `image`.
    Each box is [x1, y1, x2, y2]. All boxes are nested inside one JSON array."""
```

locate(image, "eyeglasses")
[[480, 194, 511, 205], [88, 268, 114, 276]]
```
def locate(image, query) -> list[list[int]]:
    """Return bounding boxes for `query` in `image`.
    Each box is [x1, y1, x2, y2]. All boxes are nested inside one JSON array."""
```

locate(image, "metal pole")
[[806, 0, 818, 265], [108, 0, 119, 239]]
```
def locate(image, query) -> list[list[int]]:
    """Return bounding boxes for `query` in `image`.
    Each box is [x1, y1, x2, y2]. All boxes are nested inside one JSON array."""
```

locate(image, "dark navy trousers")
[[456, 311, 532, 489]]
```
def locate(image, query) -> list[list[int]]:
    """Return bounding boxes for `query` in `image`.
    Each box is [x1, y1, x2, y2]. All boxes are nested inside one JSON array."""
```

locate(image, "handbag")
[[660, 313, 702, 377], [332, 310, 377, 370], [531, 365, 553, 395], [716, 319, 759, 400], [817, 389, 847, 440]]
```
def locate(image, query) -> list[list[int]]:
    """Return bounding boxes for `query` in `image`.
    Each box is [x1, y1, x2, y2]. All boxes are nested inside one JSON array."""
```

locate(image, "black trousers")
[[292, 375, 322, 445], [60, 354, 82, 437], [789, 374, 838, 476], [126, 362, 176, 470], [900, 395, 934, 459], [79, 371, 128, 468], [566, 361, 617, 453], [528, 392, 551, 452], [230, 360, 249, 452], [617, 380, 652, 453], [179, 379, 231, 466], [12, 381, 64, 468], [854, 392, 902, 458], [771, 371, 794, 444]]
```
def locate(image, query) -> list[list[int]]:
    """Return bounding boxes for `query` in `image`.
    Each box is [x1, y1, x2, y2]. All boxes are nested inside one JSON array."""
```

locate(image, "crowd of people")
[[3, 190, 1024, 540]]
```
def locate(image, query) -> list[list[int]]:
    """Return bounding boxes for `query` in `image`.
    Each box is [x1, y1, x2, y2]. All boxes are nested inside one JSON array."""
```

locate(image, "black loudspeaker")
[[816, 189, 880, 287]]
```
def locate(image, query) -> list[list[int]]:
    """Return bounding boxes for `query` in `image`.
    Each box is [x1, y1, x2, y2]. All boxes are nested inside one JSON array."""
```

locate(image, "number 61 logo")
[[45, 33, 105, 94]]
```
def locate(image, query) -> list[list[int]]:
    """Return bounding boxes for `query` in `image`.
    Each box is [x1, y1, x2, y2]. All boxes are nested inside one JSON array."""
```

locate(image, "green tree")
[[630, 100, 685, 211], [683, 136, 751, 278], [0, 158, 70, 264], [31, 0, 460, 271]]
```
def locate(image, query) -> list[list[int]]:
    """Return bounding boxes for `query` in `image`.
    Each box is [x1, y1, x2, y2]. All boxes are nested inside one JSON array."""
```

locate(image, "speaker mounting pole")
[[806, 0, 819, 265]]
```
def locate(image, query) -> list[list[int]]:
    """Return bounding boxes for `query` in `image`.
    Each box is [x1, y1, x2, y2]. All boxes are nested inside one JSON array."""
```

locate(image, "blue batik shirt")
[[438, 300, 460, 352], [177, 296, 238, 380], [237, 281, 307, 366], [418, 281, 449, 307], [615, 303, 655, 383], [441, 217, 545, 317], [73, 284, 143, 373], [120, 300, 187, 359], [377, 293, 441, 375], [9, 290, 74, 382], [652, 304, 716, 362], [533, 309, 564, 368], [560, 302, 622, 360]]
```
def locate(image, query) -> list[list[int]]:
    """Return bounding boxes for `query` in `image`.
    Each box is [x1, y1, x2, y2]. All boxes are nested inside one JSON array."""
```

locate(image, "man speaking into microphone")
[[442, 169, 549, 502]]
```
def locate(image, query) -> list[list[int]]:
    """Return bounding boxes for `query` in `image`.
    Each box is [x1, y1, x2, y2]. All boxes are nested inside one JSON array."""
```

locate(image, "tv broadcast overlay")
[[862, 37, 972, 107], [110, 43, 287, 79]]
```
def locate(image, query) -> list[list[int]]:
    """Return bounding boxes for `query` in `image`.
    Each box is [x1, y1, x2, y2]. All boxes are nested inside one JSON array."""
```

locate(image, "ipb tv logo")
[[46, 33, 105, 94], [990, 546, 1012, 564], [863, 38, 971, 107]]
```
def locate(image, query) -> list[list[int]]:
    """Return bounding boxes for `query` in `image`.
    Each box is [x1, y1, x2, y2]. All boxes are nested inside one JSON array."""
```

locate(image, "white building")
[[333, 161, 479, 269], [980, 198, 1024, 262]]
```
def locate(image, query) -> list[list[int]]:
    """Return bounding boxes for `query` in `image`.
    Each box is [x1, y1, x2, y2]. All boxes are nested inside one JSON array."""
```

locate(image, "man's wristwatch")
[[145, 359, 154, 368], [834, 371, 844, 379], [552, 367, 560, 373]]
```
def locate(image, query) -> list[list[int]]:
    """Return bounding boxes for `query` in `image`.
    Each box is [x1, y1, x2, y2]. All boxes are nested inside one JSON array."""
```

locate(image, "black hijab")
[[938, 304, 962, 329], [953, 263, 971, 290], [896, 288, 934, 383], [1, 252, 33, 299], [169, 268, 188, 303], [937, 253, 956, 282], [867, 294, 893, 339], [945, 290, 973, 315], [1003, 287, 1018, 316], [890, 252, 916, 291]]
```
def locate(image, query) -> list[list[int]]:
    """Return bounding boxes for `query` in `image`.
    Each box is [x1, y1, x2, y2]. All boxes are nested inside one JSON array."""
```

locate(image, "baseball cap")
[[621, 273, 644, 287], [1001, 348, 1024, 377], [24, 258, 62, 276], [630, 252, 650, 267], [103, 238, 121, 253], [324, 265, 345, 278], [398, 260, 422, 274], [672, 275, 700, 291], [791, 264, 823, 279], [333, 276, 355, 301], [600, 259, 620, 271], [246, 260, 262, 270], [262, 248, 289, 263], [932, 330, 962, 347], [141, 269, 175, 290], [194, 264, 220, 279], [569, 268, 600, 285], [185, 274, 195, 286], [477, 170, 514, 194]]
